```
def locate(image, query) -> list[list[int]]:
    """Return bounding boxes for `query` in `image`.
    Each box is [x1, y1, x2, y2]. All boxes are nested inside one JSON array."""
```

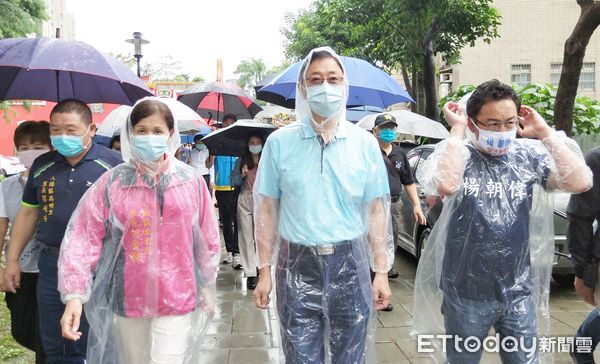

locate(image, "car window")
[[419, 150, 432, 161], [408, 153, 420, 171], [413, 149, 434, 184]]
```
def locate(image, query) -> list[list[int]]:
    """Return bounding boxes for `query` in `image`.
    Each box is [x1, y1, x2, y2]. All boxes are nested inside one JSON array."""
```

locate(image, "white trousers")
[[237, 189, 258, 277], [113, 312, 193, 364]]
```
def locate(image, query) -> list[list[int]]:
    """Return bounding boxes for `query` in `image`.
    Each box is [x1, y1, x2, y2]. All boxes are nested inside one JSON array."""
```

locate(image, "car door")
[[396, 149, 424, 254]]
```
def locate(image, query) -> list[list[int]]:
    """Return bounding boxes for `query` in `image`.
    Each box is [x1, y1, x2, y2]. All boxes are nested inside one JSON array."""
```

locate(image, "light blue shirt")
[[256, 120, 389, 245]]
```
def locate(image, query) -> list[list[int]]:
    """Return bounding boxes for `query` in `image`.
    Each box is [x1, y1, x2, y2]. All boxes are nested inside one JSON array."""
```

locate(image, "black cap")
[[373, 113, 398, 128]]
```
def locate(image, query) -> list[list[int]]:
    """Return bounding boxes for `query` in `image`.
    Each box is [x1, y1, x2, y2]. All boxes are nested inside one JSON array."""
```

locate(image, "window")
[[580, 62, 595, 91], [550, 63, 562, 87], [549, 62, 595, 91], [408, 152, 420, 170], [511, 64, 531, 86]]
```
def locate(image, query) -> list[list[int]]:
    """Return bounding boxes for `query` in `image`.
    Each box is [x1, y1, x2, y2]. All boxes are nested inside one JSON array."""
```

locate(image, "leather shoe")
[[380, 304, 393, 312], [388, 269, 399, 279], [247, 276, 258, 290]]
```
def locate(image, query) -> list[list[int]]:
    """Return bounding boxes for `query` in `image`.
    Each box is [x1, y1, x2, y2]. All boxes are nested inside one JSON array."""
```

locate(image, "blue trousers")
[[276, 241, 372, 364], [37, 247, 89, 363], [573, 309, 600, 363], [442, 294, 537, 364]]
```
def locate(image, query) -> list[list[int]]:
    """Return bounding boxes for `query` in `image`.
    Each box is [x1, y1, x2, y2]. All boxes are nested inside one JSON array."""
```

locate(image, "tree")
[[282, 0, 501, 120], [234, 58, 267, 89], [111, 53, 136, 68], [144, 55, 183, 81], [554, 0, 600, 136], [191, 76, 205, 83], [0, 0, 46, 39]]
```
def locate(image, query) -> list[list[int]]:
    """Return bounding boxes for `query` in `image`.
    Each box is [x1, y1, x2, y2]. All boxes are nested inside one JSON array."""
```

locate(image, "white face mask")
[[469, 119, 517, 156], [18, 148, 50, 169]]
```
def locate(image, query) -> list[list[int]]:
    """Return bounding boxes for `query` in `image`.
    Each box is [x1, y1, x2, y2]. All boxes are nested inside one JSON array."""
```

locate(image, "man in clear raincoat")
[[251, 47, 394, 363], [412, 80, 592, 363], [57, 98, 220, 364]]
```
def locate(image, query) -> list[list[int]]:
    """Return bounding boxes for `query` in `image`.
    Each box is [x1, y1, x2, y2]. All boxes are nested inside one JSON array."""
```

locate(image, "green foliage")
[[234, 58, 267, 89], [0, 0, 47, 39], [282, 0, 501, 71], [439, 83, 600, 136], [266, 60, 292, 76]]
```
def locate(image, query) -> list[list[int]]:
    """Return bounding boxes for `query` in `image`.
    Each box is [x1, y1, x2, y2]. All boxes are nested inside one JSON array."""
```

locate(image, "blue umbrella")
[[256, 56, 414, 108], [0, 37, 152, 105], [346, 105, 385, 123]]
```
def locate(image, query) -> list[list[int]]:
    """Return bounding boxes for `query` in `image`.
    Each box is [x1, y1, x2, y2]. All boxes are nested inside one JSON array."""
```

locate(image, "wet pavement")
[[199, 246, 598, 363]]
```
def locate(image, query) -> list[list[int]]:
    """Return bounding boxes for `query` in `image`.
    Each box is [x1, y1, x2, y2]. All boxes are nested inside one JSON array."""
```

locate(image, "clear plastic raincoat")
[[58, 97, 220, 364], [253, 47, 394, 363], [412, 123, 592, 363]]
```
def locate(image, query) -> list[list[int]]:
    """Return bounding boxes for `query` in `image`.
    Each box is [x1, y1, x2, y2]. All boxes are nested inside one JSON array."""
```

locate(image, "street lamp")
[[125, 32, 150, 78]]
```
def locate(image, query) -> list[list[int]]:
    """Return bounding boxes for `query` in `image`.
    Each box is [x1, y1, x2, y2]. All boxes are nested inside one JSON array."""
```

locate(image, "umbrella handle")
[[216, 93, 221, 122]]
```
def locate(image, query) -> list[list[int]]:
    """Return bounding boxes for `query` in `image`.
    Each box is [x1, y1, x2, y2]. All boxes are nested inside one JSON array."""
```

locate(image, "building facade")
[[41, 0, 75, 40], [446, 0, 599, 100]]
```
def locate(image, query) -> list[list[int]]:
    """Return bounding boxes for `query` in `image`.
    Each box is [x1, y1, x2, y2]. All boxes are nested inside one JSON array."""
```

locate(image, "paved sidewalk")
[[198, 248, 599, 363]]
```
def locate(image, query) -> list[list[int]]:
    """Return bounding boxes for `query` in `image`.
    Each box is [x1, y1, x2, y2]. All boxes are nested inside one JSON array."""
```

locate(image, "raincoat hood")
[[295, 46, 349, 144]]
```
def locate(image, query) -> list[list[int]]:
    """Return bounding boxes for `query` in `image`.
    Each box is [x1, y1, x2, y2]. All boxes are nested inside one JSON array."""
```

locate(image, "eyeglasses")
[[305, 76, 344, 86], [472, 116, 521, 131]]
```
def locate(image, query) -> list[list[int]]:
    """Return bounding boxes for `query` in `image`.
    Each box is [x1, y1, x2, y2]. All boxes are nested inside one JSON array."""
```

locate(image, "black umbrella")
[[202, 120, 277, 156]]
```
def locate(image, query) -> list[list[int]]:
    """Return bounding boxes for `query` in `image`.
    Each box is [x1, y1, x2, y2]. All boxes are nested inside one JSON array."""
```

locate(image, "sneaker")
[[222, 252, 233, 264], [232, 253, 243, 270]]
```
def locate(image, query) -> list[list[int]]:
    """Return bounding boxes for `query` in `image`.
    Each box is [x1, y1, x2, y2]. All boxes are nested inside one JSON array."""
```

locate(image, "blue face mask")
[[50, 127, 90, 157], [307, 83, 344, 118], [378, 129, 396, 143], [131, 135, 169, 162]]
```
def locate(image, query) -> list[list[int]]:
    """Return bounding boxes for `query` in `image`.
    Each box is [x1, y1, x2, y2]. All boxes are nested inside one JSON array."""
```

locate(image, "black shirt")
[[380, 144, 414, 198], [22, 143, 122, 246], [567, 147, 600, 285]]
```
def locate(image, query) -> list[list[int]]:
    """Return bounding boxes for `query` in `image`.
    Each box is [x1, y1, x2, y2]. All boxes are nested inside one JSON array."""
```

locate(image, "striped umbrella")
[[177, 81, 262, 125]]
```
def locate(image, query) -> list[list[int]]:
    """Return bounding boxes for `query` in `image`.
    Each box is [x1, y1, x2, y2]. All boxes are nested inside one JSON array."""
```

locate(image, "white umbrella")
[[254, 105, 293, 120], [96, 105, 130, 137], [96, 98, 208, 137], [356, 110, 450, 139]]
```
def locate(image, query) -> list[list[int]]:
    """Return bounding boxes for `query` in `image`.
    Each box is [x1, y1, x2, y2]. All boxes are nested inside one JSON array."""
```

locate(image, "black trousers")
[[5, 272, 46, 364], [215, 189, 240, 254]]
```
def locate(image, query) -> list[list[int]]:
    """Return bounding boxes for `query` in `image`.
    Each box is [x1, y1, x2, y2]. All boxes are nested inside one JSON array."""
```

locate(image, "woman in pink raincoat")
[[58, 98, 220, 364]]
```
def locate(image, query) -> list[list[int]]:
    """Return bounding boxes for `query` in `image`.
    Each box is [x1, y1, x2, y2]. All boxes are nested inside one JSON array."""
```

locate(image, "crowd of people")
[[0, 46, 597, 364]]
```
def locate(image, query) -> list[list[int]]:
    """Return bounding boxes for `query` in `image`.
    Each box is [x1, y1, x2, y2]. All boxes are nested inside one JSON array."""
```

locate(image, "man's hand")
[[517, 105, 553, 140], [575, 276, 596, 306], [372, 272, 392, 310], [61, 298, 83, 341], [443, 102, 469, 127], [3, 260, 21, 293], [253, 269, 272, 309], [413, 206, 427, 225]]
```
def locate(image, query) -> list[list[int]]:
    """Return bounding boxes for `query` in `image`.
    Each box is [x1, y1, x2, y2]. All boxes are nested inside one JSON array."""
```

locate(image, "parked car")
[[0, 155, 25, 178], [396, 144, 575, 287]]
